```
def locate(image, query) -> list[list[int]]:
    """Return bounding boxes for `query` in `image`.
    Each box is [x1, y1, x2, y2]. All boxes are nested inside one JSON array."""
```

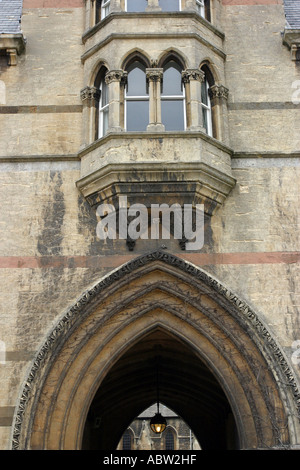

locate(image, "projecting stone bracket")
[[76, 133, 236, 251], [76, 160, 236, 217], [0, 33, 26, 66], [282, 29, 300, 61]]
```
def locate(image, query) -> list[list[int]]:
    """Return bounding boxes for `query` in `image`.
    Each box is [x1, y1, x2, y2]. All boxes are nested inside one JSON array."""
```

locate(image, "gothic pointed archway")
[[11, 251, 300, 450]]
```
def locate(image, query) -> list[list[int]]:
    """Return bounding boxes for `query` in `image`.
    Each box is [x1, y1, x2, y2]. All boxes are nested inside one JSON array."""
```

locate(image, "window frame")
[[101, 0, 110, 20], [201, 75, 212, 137], [124, 61, 150, 132], [165, 428, 176, 450], [196, 0, 211, 22], [98, 76, 109, 138], [161, 60, 186, 131], [122, 430, 133, 450]]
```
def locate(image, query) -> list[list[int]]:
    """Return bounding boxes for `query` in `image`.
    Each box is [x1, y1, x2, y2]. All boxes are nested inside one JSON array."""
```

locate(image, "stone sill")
[[82, 11, 225, 44], [0, 33, 26, 65], [76, 131, 235, 216], [78, 130, 233, 160]]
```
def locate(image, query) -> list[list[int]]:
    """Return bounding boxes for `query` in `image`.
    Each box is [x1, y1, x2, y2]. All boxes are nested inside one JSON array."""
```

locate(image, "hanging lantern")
[[150, 355, 167, 433], [150, 412, 167, 434]]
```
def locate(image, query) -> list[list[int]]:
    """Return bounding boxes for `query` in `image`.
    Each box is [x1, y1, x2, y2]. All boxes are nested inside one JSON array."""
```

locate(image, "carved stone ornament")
[[80, 86, 101, 103], [209, 84, 229, 100], [182, 69, 205, 83], [146, 68, 163, 82], [11, 250, 300, 450], [282, 28, 300, 61], [105, 70, 128, 85]]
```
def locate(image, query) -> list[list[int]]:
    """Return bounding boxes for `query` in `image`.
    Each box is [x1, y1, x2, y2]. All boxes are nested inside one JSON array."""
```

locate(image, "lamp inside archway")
[[150, 356, 167, 434]]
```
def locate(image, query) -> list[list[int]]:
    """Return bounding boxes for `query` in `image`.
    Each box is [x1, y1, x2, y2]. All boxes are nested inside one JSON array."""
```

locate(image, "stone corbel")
[[209, 84, 229, 102], [0, 33, 26, 66], [282, 29, 300, 61], [80, 85, 101, 107]]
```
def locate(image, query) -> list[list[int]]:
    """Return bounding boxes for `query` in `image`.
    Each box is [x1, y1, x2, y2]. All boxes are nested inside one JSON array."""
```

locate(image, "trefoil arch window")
[[126, 0, 148, 12], [159, 0, 181, 11], [196, 0, 211, 21], [161, 60, 185, 131], [125, 61, 149, 131]]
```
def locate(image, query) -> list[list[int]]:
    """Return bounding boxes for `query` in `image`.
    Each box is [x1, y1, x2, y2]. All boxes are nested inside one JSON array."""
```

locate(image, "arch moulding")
[[11, 251, 300, 450]]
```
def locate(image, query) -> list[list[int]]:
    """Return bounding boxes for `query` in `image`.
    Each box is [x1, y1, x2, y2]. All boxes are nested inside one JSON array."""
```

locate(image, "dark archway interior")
[[82, 329, 239, 450]]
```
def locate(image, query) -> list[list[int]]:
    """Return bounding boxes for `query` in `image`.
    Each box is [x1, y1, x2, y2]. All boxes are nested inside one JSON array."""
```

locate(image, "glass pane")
[[103, 108, 109, 135], [202, 107, 208, 133], [127, 0, 148, 12], [127, 63, 148, 96], [123, 432, 131, 450], [159, 0, 180, 11], [201, 80, 209, 106], [126, 100, 149, 131], [161, 100, 184, 131], [165, 431, 174, 450], [162, 62, 183, 96], [101, 80, 109, 107]]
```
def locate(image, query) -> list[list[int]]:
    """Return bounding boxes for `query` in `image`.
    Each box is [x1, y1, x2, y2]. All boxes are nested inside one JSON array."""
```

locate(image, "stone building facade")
[[116, 405, 201, 450], [0, 0, 299, 450]]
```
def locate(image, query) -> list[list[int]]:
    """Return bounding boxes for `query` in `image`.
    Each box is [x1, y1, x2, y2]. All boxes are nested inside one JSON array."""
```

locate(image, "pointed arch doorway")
[[82, 328, 237, 450], [12, 251, 300, 450]]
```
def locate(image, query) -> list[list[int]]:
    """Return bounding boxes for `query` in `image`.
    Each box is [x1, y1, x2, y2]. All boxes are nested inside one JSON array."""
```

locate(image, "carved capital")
[[209, 84, 229, 101], [146, 68, 164, 82], [182, 69, 205, 83], [105, 70, 127, 85], [80, 86, 100, 103]]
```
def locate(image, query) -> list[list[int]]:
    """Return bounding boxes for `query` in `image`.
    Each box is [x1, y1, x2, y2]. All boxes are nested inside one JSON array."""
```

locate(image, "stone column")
[[110, 0, 122, 13], [183, 0, 197, 12], [85, 0, 93, 29], [182, 68, 205, 131], [209, 84, 229, 144], [80, 85, 101, 146], [146, 68, 165, 132], [105, 70, 127, 132]]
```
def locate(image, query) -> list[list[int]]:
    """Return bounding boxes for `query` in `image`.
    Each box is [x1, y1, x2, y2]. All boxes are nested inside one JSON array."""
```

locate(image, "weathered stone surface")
[[0, 0, 299, 451]]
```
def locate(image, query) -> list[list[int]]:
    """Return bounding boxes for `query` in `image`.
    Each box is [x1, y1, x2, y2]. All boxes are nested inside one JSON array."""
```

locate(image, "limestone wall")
[[0, 0, 299, 449]]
